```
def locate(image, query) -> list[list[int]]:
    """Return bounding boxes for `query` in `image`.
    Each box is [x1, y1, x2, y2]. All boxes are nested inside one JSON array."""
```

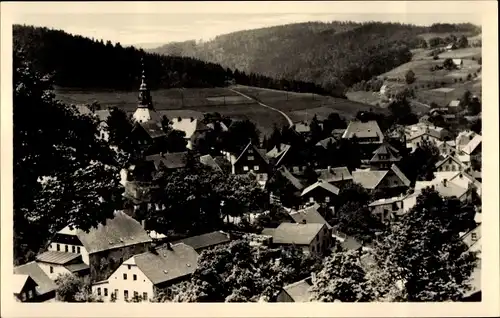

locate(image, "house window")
[[22, 293, 27, 301], [77, 247, 81, 253], [243, 166, 249, 171], [253, 165, 259, 171], [248, 149, 253, 154], [309, 197, 314, 203], [128, 265, 131, 270], [28, 290, 33, 299], [123, 273, 127, 280], [65, 245, 68, 252], [97, 288, 101, 296], [445, 165, 449, 171], [104, 288, 108, 296], [134, 291, 139, 299], [133, 274, 137, 281], [50, 266, 54, 274], [143, 292, 148, 301], [124, 290, 128, 299], [114, 289, 119, 299], [471, 233, 478, 241], [392, 202, 399, 211], [56, 244, 60, 251], [72, 246, 76, 253], [325, 196, 330, 203], [247, 156, 254, 161]]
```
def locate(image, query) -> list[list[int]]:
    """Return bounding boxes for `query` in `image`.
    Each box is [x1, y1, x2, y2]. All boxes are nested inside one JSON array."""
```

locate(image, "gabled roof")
[[199, 154, 222, 172], [266, 144, 291, 166], [14, 262, 57, 295], [128, 243, 199, 285], [74, 211, 152, 254], [278, 166, 304, 190], [301, 180, 340, 196], [342, 120, 383, 142], [315, 166, 353, 183], [289, 203, 332, 229], [352, 170, 388, 189], [449, 171, 482, 192], [13, 274, 35, 294], [173, 231, 230, 251], [145, 152, 188, 170], [282, 278, 313, 302], [234, 141, 269, 165], [137, 121, 166, 139], [171, 117, 209, 139], [435, 155, 464, 169], [315, 137, 337, 149], [421, 180, 469, 199], [461, 135, 481, 155], [370, 143, 402, 163], [390, 164, 411, 187], [65, 263, 90, 273], [35, 251, 81, 265], [272, 223, 325, 245], [415, 171, 460, 191]]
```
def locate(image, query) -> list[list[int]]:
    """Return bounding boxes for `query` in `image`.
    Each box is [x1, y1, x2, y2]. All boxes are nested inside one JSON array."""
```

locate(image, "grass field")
[[417, 32, 477, 42], [438, 47, 482, 59], [232, 85, 384, 123]]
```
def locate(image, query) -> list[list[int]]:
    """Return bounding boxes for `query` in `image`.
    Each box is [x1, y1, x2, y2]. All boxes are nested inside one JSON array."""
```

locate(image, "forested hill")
[[13, 25, 333, 96], [150, 21, 481, 90]]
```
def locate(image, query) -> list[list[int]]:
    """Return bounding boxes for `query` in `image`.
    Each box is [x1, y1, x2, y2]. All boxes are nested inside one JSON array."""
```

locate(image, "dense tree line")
[[151, 21, 479, 93], [13, 25, 330, 96]]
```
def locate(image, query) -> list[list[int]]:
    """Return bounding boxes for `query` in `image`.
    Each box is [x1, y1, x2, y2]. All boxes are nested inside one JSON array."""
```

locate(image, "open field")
[[345, 91, 389, 107], [415, 79, 481, 107], [55, 86, 293, 136], [438, 47, 481, 59], [231, 85, 384, 123]]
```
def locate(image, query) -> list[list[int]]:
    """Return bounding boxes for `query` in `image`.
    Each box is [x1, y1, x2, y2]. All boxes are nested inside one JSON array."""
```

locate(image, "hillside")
[[150, 21, 480, 93], [13, 25, 329, 96]]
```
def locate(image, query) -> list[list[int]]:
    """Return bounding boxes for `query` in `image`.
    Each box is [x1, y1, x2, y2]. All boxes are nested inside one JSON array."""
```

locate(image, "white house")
[[170, 117, 209, 150], [35, 251, 88, 280], [435, 155, 466, 173], [91, 243, 199, 302]]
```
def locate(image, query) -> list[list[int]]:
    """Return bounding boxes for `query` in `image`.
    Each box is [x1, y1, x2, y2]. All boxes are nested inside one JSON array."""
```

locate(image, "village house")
[[170, 117, 209, 150], [130, 121, 167, 153], [265, 143, 292, 168], [436, 140, 457, 157], [73, 104, 111, 141], [416, 179, 473, 202], [314, 166, 353, 188], [13, 262, 57, 302], [293, 121, 313, 136], [45, 211, 153, 283], [144, 151, 189, 172], [276, 166, 305, 193], [406, 125, 449, 153], [230, 141, 270, 177], [173, 231, 231, 253], [460, 222, 482, 301], [276, 276, 314, 302], [368, 142, 402, 170], [435, 155, 466, 172], [368, 191, 419, 223], [288, 203, 333, 230], [342, 120, 384, 145], [405, 123, 449, 140], [13, 274, 39, 303], [456, 130, 478, 148], [352, 164, 411, 195], [452, 58, 464, 69], [457, 134, 481, 165], [445, 43, 457, 51], [415, 169, 481, 199], [35, 250, 89, 280], [265, 222, 332, 256], [300, 179, 340, 208], [91, 243, 199, 302], [199, 154, 223, 172]]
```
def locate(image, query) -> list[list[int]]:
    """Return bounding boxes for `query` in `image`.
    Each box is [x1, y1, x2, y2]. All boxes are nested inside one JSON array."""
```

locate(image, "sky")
[[9, 2, 483, 49]]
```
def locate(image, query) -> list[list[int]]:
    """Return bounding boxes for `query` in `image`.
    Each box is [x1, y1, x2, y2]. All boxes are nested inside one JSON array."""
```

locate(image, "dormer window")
[[247, 156, 254, 161], [248, 149, 253, 154]]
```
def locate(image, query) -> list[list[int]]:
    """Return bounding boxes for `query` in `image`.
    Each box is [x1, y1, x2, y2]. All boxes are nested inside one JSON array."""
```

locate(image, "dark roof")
[[131, 243, 199, 285], [35, 251, 81, 265], [272, 223, 325, 245], [145, 152, 188, 170], [289, 203, 332, 229], [315, 166, 353, 183], [278, 166, 304, 190], [199, 154, 222, 171], [370, 143, 402, 163], [352, 170, 388, 189], [139, 121, 166, 139], [234, 142, 269, 165], [283, 278, 313, 302], [173, 231, 230, 251], [390, 164, 411, 187], [14, 262, 57, 296], [75, 211, 152, 254], [65, 263, 90, 273]]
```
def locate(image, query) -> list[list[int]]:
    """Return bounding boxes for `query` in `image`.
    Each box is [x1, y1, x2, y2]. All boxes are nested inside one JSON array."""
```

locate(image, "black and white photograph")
[[1, 1, 498, 316]]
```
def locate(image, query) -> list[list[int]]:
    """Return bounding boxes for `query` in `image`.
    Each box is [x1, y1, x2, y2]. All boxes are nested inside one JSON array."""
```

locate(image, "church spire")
[[138, 57, 153, 109]]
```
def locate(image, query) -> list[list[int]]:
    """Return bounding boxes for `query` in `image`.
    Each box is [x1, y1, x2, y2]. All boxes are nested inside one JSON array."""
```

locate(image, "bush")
[[467, 74, 472, 80], [433, 55, 439, 60], [459, 78, 463, 82]]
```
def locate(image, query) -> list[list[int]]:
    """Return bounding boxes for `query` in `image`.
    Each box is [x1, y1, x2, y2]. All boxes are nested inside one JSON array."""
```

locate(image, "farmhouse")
[[46, 211, 153, 282], [300, 179, 340, 208], [369, 142, 402, 170], [368, 195, 406, 223], [452, 59, 464, 69], [35, 250, 89, 280], [13, 274, 39, 303], [436, 140, 457, 157], [91, 243, 199, 302], [435, 155, 466, 172], [288, 203, 333, 229], [14, 262, 57, 302], [267, 222, 332, 256], [231, 141, 270, 177], [342, 120, 384, 145], [406, 128, 446, 153], [352, 164, 410, 194], [457, 134, 481, 162]]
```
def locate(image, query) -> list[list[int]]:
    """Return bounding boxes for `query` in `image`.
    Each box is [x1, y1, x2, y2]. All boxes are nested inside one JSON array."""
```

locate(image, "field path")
[[228, 88, 294, 127]]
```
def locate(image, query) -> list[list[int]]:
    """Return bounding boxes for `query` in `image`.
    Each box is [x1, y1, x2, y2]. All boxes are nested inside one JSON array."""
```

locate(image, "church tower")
[[132, 58, 162, 124]]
